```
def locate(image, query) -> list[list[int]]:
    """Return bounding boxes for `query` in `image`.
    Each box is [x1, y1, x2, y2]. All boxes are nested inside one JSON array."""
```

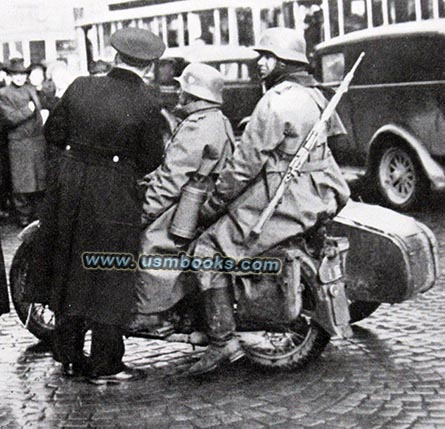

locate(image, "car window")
[[321, 53, 345, 83], [352, 36, 445, 84], [217, 61, 252, 81]]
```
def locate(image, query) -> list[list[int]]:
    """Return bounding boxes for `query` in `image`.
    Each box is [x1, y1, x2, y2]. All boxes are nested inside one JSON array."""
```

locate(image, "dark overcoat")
[[0, 84, 46, 193], [42, 68, 164, 326], [0, 240, 8, 315]]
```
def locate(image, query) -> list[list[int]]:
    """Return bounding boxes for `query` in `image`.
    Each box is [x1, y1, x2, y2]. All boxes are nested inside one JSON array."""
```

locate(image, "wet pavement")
[[1, 195, 445, 429]]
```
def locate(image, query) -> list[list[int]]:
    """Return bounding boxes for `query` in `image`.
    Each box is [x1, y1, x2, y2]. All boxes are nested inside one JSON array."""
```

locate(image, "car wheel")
[[376, 144, 426, 211]]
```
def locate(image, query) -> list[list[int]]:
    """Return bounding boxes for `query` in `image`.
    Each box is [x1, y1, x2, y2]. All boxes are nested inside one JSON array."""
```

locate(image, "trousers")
[[53, 315, 126, 376]]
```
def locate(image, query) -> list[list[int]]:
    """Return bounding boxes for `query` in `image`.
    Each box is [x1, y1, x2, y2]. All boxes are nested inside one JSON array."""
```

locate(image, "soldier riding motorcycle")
[[8, 29, 439, 374]]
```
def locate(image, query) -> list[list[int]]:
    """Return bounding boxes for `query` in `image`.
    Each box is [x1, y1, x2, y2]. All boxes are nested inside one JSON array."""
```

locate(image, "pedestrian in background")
[[0, 58, 46, 227], [28, 63, 57, 121], [42, 28, 166, 384], [0, 63, 12, 219]]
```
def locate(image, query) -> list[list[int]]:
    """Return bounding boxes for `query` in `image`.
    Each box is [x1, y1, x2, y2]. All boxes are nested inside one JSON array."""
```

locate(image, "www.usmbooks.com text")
[[82, 252, 282, 275]]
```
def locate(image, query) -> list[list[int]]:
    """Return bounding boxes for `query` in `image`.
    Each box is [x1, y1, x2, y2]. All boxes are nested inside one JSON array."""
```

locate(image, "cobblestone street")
[[1, 196, 445, 429]]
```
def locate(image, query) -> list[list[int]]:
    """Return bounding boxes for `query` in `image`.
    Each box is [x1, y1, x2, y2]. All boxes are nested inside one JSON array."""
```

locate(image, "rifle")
[[249, 52, 365, 240]]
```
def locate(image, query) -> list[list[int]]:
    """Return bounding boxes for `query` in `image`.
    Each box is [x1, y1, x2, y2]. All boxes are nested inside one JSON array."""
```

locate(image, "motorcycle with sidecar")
[[9, 200, 439, 370]]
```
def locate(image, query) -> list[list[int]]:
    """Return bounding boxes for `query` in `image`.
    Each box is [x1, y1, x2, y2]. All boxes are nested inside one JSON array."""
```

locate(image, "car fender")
[[367, 124, 445, 191]]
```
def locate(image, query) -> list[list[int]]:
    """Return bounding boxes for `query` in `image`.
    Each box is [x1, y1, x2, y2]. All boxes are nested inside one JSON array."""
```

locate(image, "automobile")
[[313, 20, 445, 210], [150, 44, 262, 138]]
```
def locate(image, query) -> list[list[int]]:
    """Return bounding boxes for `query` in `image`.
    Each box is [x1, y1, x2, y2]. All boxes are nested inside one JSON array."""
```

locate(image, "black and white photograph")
[[0, 0, 444, 428]]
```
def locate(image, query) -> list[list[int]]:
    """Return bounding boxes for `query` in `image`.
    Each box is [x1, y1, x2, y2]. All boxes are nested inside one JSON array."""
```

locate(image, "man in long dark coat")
[[43, 28, 166, 383]]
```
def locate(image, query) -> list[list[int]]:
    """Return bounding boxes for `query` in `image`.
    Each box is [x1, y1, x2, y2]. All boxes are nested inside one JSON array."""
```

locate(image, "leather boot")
[[188, 287, 244, 376]]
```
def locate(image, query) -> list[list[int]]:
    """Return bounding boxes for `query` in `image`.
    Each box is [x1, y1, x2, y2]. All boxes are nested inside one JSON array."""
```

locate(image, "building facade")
[[0, 0, 84, 70]]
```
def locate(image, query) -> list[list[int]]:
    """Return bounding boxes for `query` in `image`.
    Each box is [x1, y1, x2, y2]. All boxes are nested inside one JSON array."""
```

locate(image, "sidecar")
[[8, 200, 439, 342], [329, 200, 439, 321]]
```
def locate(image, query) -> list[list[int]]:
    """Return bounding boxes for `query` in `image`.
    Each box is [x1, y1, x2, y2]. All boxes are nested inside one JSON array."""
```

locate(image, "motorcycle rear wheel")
[[9, 239, 55, 342]]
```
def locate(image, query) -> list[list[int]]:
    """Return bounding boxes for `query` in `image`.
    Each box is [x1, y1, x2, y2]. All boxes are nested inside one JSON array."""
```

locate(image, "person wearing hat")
[[186, 28, 350, 375], [41, 28, 166, 384], [28, 63, 57, 116], [0, 57, 46, 227], [127, 62, 234, 332]]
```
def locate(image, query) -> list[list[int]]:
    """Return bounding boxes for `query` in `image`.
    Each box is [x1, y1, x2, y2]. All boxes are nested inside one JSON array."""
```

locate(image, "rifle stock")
[[249, 52, 365, 240]]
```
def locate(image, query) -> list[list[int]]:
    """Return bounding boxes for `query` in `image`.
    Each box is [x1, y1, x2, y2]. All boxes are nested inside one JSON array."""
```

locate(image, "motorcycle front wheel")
[[239, 257, 331, 370], [240, 318, 330, 370]]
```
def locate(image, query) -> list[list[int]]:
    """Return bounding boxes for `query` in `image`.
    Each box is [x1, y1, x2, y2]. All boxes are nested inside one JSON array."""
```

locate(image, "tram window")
[[260, 7, 284, 32], [344, 0, 367, 34], [103, 22, 112, 49], [142, 18, 154, 31], [167, 14, 179, 47], [15, 42, 23, 57], [321, 53, 345, 83], [219, 8, 229, 45], [183, 13, 189, 45], [282, 2, 295, 28], [236, 8, 254, 46], [188, 10, 215, 45]]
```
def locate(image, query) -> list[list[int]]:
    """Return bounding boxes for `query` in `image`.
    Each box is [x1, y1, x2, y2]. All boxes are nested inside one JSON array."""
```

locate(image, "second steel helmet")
[[175, 63, 224, 104], [253, 28, 309, 64]]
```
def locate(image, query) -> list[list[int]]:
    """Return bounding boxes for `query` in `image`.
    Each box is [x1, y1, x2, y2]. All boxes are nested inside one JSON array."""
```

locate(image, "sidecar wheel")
[[241, 317, 330, 370], [10, 240, 55, 342], [349, 301, 380, 323]]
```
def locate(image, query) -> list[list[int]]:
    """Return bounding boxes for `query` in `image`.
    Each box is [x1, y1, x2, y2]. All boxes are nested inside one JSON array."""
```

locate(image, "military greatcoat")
[[42, 68, 164, 326], [131, 100, 234, 319], [192, 72, 351, 290]]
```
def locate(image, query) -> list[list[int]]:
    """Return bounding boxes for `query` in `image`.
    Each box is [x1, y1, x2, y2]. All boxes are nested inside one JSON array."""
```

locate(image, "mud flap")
[[313, 237, 353, 338]]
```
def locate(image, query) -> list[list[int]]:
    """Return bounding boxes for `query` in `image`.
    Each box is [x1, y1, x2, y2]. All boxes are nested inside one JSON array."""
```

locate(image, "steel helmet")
[[253, 28, 309, 64], [175, 63, 224, 104]]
